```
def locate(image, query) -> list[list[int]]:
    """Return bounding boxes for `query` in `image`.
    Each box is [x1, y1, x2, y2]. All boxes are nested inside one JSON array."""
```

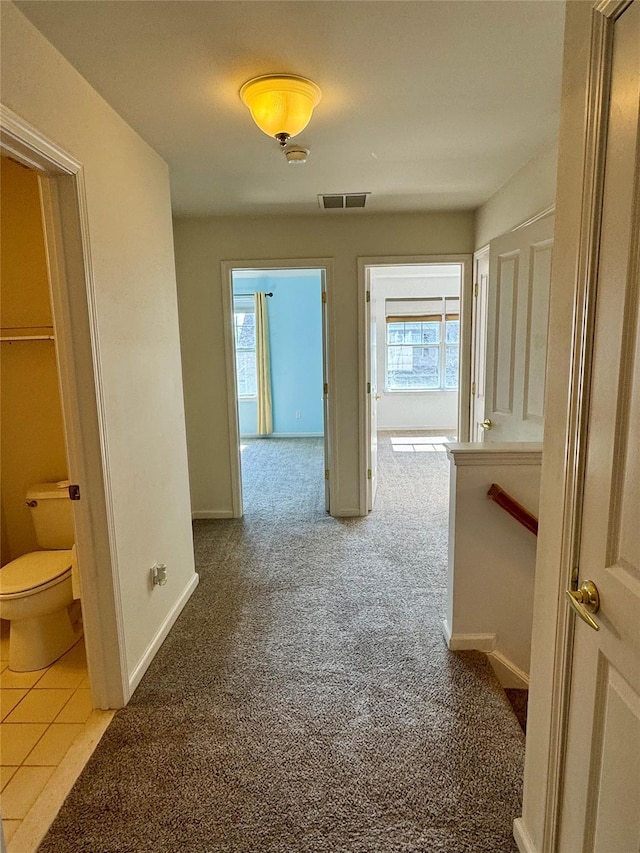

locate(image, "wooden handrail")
[[487, 484, 538, 536]]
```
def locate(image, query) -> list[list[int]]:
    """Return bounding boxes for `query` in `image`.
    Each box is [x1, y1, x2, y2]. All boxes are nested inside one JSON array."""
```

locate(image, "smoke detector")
[[283, 144, 310, 165]]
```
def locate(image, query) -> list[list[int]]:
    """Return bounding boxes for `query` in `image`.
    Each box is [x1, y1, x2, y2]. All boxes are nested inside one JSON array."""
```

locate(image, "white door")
[[483, 214, 553, 442], [558, 3, 640, 849], [471, 248, 490, 441], [367, 282, 379, 510]]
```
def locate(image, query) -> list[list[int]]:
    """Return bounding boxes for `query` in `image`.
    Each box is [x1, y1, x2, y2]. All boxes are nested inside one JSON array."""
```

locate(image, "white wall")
[[174, 213, 475, 516], [475, 141, 558, 250], [444, 443, 542, 683], [371, 270, 459, 430], [1, 3, 196, 690]]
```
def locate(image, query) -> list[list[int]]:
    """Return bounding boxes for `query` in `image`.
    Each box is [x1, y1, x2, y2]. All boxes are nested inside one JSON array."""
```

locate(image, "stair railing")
[[487, 483, 538, 536]]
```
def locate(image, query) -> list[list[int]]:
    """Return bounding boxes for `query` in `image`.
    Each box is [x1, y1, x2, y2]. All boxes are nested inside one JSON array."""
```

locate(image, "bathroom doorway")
[[1, 114, 127, 710]]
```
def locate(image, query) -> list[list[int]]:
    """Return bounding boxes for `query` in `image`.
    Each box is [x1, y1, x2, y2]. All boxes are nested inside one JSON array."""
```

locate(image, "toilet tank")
[[26, 483, 75, 549]]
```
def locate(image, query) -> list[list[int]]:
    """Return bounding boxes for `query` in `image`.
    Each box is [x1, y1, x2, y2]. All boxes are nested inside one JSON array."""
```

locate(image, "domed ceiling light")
[[240, 75, 322, 149]]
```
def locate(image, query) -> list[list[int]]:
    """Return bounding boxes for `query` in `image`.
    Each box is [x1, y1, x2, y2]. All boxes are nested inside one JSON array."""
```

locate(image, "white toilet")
[[0, 482, 82, 672]]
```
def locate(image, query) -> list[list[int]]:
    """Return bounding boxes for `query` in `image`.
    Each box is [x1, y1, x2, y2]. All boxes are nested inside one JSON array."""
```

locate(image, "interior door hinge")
[[366, 291, 370, 303], [367, 469, 372, 480], [323, 382, 329, 395], [322, 291, 327, 304], [471, 381, 476, 395], [367, 381, 371, 394], [474, 282, 478, 297], [325, 469, 330, 481]]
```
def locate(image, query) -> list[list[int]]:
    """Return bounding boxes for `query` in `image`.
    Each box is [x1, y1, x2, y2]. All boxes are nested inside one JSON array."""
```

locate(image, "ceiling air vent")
[[319, 193, 370, 210]]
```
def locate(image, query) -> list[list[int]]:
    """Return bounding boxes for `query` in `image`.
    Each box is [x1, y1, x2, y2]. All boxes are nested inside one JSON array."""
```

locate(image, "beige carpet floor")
[[39, 433, 524, 852]]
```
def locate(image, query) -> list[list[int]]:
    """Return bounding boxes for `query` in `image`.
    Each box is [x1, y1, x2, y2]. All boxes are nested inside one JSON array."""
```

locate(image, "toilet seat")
[[0, 551, 73, 599]]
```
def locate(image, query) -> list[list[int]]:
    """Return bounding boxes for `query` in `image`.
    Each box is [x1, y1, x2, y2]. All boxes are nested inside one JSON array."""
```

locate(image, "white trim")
[[221, 262, 244, 518], [528, 8, 618, 849], [330, 507, 361, 518], [221, 258, 336, 517], [1, 104, 127, 709], [487, 650, 530, 689], [191, 510, 234, 520], [0, 104, 79, 175], [511, 205, 556, 234], [128, 573, 200, 694], [513, 818, 538, 853], [446, 442, 543, 466], [443, 626, 497, 653], [594, 0, 633, 18], [358, 255, 473, 515]]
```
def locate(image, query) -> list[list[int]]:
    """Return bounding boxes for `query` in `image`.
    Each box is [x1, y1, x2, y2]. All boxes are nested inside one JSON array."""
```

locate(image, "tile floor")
[[1, 622, 112, 850]]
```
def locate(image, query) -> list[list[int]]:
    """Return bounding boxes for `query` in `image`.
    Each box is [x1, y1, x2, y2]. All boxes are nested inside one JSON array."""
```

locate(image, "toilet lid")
[[0, 551, 73, 595]]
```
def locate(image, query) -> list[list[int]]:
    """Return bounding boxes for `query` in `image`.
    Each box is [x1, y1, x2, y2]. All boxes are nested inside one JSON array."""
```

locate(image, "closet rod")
[[234, 292, 273, 297]]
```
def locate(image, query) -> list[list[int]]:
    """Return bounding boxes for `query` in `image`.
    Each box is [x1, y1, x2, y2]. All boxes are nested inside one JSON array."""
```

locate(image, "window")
[[385, 298, 459, 391], [233, 295, 257, 397]]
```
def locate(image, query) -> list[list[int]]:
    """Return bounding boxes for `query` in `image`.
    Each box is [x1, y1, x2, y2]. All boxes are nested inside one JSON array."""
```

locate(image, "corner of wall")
[[474, 141, 559, 250]]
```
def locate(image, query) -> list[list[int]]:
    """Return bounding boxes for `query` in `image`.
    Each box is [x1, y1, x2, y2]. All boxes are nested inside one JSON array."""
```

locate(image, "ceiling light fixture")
[[240, 75, 322, 149]]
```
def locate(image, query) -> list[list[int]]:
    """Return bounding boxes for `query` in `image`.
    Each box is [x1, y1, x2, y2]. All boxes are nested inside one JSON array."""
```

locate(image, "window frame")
[[233, 295, 257, 399], [385, 305, 459, 392]]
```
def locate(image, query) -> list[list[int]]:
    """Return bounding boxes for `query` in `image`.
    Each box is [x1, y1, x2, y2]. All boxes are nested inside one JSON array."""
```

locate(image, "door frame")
[[221, 258, 336, 517], [515, 2, 633, 849], [470, 245, 490, 442], [0, 105, 127, 708], [357, 254, 473, 516]]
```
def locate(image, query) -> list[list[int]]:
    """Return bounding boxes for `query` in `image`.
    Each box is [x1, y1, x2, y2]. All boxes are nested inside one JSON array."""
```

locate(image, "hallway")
[[39, 436, 524, 852]]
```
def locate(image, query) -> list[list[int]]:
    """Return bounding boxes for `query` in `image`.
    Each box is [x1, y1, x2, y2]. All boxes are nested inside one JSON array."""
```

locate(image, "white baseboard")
[[128, 573, 199, 695], [192, 510, 234, 519], [332, 507, 364, 517], [442, 623, 497, 652], [513, 818, 538, 853], [487, 650, 529, 689]]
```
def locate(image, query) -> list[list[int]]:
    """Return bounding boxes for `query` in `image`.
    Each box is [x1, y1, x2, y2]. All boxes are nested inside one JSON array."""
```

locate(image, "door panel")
[[558, 3, 640, 850], [493, 252, 518, 415], [586, 660, 640, 852], [524, 241, 552, 422], [484, 215, 554, 441]]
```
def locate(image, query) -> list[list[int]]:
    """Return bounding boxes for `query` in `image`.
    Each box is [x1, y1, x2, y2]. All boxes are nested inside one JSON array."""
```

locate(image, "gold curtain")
[[255, 292, 273, 436]]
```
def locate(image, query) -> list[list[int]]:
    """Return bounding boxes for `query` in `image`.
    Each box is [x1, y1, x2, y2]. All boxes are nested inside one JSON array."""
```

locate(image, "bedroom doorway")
[[358, 256, 472, 513], [222, 260, 335, 516]]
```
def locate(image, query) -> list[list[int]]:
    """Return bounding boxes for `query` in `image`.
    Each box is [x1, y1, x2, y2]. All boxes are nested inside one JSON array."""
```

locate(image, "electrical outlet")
[[151, 563, 168, 586], [295, 410, 302, 419]]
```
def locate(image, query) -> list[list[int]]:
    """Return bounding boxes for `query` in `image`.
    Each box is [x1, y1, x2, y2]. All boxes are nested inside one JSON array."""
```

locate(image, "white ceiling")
[[15, 0, 566, 217]]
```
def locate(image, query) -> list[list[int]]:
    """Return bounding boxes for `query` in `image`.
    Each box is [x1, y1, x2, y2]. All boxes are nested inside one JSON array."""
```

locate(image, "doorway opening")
[[222, 260, 335, 517], [358, 256, 472, 514], [1, 108, 126, 713]]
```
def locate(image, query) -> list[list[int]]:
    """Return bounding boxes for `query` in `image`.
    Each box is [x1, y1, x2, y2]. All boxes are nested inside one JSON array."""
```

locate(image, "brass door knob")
[[566, 580, 600, 631], [480, 419, 492, 430]]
